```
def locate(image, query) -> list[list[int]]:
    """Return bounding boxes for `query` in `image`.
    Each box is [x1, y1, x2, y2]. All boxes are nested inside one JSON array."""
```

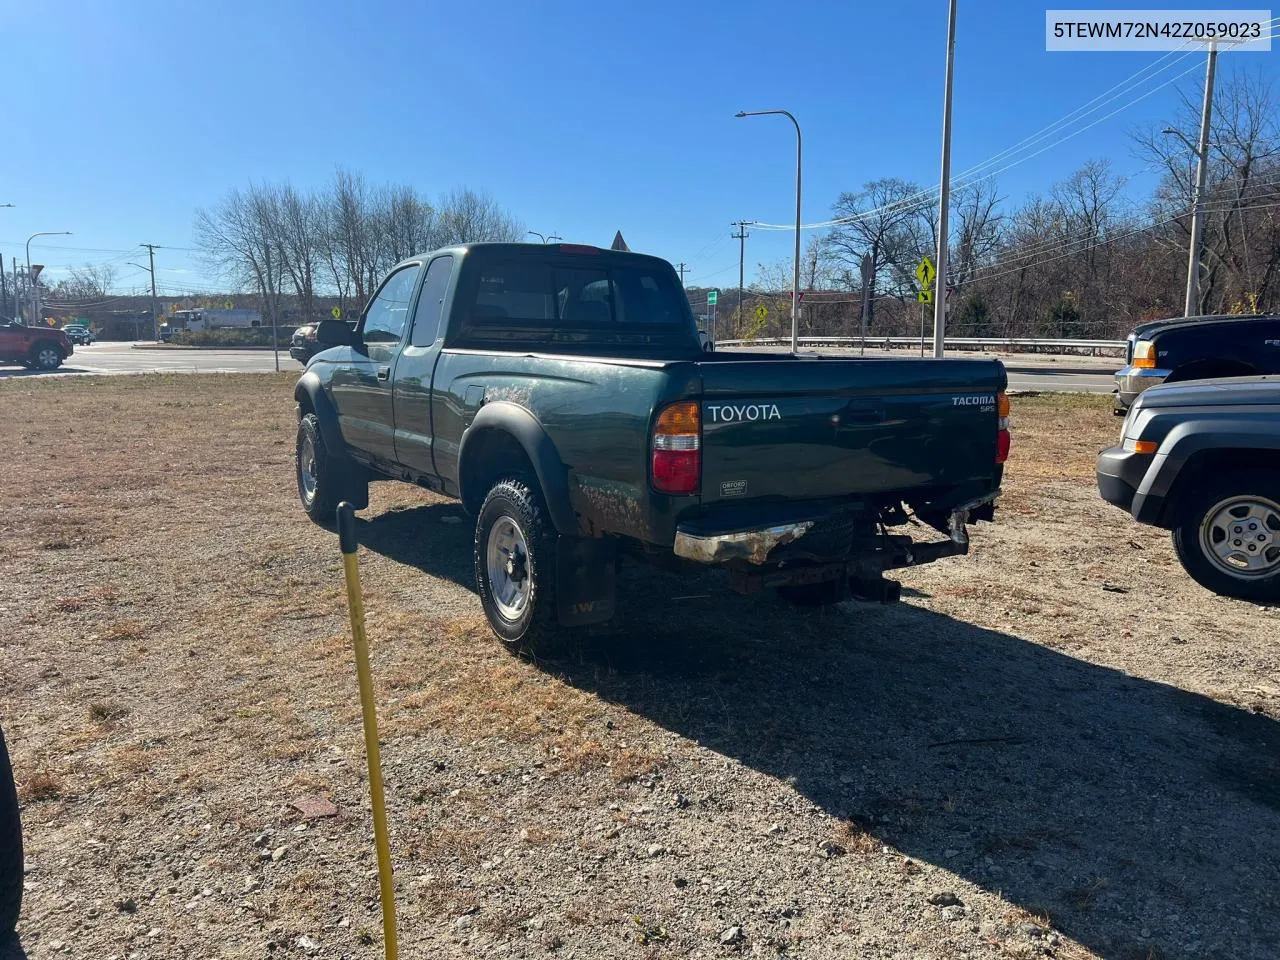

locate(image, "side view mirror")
[[315, 318, 354, 347]]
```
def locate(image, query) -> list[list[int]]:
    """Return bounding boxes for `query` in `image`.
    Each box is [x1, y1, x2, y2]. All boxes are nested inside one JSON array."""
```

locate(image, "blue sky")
[[2, 1, 1276, 295]]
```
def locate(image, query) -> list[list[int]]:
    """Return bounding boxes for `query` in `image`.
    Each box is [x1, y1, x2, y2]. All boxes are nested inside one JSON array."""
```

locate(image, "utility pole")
[[731, 222, 750, 334], [1184, 41, 1220, 317], [677, 262, 688, 286], [141, 244, 161, 340], [931, 0, 957, 358]]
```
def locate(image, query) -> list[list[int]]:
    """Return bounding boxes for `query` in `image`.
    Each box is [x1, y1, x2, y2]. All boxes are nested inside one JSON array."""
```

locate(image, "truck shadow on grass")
[[568, 571, 1280, 960], [357, 505, 1279, 959]]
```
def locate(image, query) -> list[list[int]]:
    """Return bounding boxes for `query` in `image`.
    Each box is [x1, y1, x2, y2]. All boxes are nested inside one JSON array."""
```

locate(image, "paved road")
[[1, 341, 1120, 394], [0, 341, 302, 377]]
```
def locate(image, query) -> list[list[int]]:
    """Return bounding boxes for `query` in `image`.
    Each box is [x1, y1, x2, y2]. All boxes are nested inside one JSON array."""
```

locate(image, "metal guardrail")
[[715, 336, 1127, 356]]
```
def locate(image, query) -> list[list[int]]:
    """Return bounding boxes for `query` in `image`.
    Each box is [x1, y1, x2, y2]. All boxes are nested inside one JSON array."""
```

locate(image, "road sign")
[[331, 306, 343, 320], [29, 264, 43, 282], [224, 300, 234, 309], [754, 304, 768, 320], [917, 288, 934, 305], [707, 290, 718, 306], [915, 256, 936, 289]]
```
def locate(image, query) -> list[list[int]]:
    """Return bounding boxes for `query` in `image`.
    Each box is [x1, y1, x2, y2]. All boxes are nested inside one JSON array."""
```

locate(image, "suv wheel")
[[30, 345, 62, 371], [1172, 469, 1280, 602], [295, 413, 368, 524], [475, 478, 560, 655]]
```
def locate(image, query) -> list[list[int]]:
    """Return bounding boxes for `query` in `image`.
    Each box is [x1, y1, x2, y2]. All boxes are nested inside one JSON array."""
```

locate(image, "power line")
[[751, 38, 1250, 233]]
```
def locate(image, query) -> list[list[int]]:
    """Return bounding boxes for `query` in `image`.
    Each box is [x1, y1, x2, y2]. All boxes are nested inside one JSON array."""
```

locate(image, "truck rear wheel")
[[295, 413, 368, 524], [0, 723, 22, 938], [1172, 469, 1280, 602], [475, 478, 560, 655]]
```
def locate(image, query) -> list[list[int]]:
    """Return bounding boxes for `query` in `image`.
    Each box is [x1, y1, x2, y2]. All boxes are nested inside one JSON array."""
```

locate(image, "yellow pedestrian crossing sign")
[[915, 256, 936, 289], [331, 306, 343, 320], [915, 256, 936, 304], [755, 304, 768, 320]]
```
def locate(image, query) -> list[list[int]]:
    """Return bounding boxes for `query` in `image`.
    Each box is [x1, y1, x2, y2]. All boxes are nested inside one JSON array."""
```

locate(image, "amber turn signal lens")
[[1132, 340, 1156, 370], [1133, 440, 1158, 454], [655, 401, 700, 435]]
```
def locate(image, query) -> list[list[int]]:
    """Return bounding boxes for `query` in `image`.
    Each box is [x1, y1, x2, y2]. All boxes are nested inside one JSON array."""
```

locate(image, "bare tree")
[[51, 264, 117, 302], [434, 188, 524, 245], [826, 179, 929, 329]]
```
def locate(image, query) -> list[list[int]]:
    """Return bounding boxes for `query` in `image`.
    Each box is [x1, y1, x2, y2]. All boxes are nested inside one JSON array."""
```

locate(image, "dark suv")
[[1114, 313, 1280, 413]]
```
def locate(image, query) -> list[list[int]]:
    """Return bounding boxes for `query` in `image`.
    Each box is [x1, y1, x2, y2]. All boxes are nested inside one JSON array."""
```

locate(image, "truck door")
[[330, 262, 421, 461], [393, 255, 454, 475]]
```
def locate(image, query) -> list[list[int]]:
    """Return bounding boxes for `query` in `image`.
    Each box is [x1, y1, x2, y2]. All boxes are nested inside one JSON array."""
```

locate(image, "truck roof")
[[392, 241, 675, 272], [1130, 313, 1279, 339]]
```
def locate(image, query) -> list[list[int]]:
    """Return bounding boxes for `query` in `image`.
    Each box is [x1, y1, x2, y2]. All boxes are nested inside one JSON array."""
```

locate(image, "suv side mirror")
[[315, 318, 353, 347]]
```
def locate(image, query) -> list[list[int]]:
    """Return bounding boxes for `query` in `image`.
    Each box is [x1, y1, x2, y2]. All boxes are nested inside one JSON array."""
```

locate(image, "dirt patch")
[[1, 376, 1277, 959]]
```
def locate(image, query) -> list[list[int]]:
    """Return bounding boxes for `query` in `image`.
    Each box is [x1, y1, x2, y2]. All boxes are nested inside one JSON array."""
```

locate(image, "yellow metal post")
[[337, 502, 398, 960]]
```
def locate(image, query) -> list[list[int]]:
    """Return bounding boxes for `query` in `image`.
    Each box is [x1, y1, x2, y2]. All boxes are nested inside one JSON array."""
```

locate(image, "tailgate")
[[696, 357, 1006, 506]]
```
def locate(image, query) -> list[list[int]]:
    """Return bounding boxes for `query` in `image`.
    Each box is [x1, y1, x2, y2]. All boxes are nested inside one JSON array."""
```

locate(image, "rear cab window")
[[454, 251, 697, 352]]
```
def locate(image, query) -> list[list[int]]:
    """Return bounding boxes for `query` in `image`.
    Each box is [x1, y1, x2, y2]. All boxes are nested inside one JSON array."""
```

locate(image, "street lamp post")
[[735, 109, 802, 356], [1183, 40, 1222, 317], [26, 231, 72, 326], [525, 231, 547, 244]]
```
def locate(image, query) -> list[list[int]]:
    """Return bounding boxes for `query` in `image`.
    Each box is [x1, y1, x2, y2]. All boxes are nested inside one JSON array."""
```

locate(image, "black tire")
[[0, 723, 23, 937], [1172, 469, 1280, 602], [28, 344, 62, 371], [777, 578, 846, 607], [295, 413, 368, 524], [474, 477, 560, 655]]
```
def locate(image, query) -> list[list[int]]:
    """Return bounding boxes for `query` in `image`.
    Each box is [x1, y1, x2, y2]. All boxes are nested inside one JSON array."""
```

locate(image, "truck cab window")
[[363, 265, 421, 344], [409, 256, 453, 347]]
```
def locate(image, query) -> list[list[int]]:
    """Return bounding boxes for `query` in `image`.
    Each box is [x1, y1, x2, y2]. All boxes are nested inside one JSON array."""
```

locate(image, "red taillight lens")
[[995, 391, 1010, 464], [652, 401, 700, 494]]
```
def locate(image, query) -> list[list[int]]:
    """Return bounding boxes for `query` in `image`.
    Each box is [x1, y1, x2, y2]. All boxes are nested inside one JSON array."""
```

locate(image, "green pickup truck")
[[293, 243, 1009, 651]]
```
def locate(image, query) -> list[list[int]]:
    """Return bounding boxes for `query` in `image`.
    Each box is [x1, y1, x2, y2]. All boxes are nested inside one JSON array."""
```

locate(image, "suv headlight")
[[1132, 340, 1157, 369]]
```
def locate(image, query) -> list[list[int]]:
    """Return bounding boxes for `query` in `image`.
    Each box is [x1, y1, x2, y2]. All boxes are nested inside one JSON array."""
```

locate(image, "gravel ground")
[[1, 376, 1276, 960]]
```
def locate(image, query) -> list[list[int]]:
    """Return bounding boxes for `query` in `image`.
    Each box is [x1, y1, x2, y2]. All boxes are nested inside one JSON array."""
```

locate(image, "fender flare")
[[1134, 419, 1280, 523], [459, 401, 577, 536], [293, 372, 345, 454]]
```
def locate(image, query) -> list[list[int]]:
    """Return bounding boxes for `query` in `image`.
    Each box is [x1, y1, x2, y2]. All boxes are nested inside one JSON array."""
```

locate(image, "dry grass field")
[[1, 374, 1276, 959]]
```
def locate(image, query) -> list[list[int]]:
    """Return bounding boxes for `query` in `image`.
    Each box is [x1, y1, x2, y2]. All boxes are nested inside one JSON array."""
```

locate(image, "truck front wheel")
[[295, 413, 368, 524], [1172, 469, 1280, 602], [475, 478, 560, 655]]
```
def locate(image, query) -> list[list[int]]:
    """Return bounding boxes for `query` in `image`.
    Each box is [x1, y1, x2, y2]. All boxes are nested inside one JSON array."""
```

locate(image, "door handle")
[[376, 366, 391, 382]]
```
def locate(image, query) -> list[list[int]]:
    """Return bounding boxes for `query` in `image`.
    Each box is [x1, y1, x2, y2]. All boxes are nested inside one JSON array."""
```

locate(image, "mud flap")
[[556, 536, 616, 626]]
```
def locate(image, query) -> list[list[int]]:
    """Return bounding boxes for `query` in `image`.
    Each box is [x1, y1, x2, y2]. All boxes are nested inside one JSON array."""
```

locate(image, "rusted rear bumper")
[[673, 521, 815, 565]]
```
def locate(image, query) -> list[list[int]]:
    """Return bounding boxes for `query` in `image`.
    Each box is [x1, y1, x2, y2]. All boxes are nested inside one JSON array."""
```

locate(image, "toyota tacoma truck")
[[1098, 375, 1280, 601], [293, 243, 1009, 651]]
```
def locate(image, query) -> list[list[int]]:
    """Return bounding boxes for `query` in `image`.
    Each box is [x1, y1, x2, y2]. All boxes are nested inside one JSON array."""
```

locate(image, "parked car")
[[1114, 313, 1280, 413], [1097, 375, 1280, 600], [293, 242, 1009, 651], [292, 321, 356, 365], [0, 319, 72, 370], [62, 324, 94, 346]]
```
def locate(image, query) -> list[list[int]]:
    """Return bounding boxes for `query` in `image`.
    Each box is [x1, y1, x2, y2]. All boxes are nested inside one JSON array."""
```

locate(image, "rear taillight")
[[652, 401, 700, 494], [996, 391, 1011, 464]]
